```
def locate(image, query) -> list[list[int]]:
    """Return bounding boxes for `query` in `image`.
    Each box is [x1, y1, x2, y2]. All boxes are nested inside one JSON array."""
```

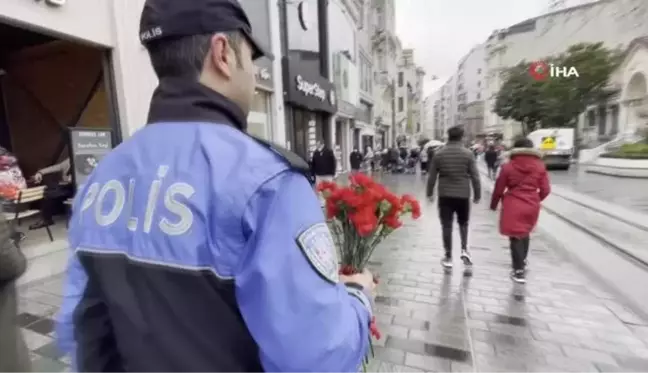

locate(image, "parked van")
[[527, 128, 574, 170]]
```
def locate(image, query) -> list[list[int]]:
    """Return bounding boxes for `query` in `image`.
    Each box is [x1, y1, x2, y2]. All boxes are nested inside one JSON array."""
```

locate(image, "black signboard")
[[68, 128, 114, 189], [283, 57, 337, 114]]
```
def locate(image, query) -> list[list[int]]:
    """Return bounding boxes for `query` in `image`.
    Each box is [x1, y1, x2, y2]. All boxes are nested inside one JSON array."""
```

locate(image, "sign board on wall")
[[283, 57, 337, 113], [67, 128, 114, 189]]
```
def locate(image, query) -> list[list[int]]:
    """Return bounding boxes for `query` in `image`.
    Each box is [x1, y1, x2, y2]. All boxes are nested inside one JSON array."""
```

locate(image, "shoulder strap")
[[251, 136, 316, 186]]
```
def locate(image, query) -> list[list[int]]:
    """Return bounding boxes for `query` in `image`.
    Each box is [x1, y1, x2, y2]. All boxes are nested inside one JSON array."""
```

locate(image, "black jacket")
[[349, 151, 363, 170], [484, 149, 499, 166], [311, 147, 336, 176]]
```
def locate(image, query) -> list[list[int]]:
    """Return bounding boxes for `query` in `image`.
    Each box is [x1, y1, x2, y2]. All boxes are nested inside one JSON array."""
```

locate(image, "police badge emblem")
[[296, 222, 339, 283]]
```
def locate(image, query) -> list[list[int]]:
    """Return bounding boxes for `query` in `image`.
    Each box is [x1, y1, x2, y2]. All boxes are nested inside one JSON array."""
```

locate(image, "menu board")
[[68, 128, 113, 189]]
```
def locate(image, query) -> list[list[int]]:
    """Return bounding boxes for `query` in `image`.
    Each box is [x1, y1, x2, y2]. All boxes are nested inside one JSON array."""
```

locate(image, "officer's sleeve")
[[56, 203, 121, 371], [236, 171, 371, 372]]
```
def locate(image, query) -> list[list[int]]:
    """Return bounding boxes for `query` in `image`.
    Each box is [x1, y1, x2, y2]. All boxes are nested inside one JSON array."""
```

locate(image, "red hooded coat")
[[490, 148, 551, 237]]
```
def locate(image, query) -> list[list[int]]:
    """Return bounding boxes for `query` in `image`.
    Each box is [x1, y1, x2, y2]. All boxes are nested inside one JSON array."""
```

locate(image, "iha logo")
[[529, 61, 579, 81]]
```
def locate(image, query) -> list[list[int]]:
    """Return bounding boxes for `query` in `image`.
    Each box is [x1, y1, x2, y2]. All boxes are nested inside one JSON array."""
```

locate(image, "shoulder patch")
[[296, 222, 339, 283]]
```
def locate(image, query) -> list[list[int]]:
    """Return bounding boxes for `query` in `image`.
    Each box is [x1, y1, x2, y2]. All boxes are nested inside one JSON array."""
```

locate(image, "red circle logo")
[[529, 61, 549, 81]]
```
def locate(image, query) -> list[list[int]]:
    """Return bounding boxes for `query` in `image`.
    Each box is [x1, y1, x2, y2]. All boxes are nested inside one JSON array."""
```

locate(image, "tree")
[[493, 62, 547, 135], [493, 42, 622, 135]]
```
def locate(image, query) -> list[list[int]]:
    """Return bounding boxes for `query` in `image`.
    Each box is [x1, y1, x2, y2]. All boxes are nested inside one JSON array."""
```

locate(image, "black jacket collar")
[[145, 77, 316, 185], [147, 78, 247, 131]]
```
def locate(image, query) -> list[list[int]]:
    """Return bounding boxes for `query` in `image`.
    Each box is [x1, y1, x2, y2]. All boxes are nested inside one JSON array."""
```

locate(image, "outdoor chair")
[[2, 186, 53, 245]]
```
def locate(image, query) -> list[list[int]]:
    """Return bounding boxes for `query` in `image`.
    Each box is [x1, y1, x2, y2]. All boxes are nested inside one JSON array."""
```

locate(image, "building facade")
[[371, 0, 400, 148], [355, 0, 377, 152], [454, 43, 485, 140], [0, 0, 286, 143], [282, 0, 338, 160], [329, 0, 361, 172], [483, 0, 648, 142]]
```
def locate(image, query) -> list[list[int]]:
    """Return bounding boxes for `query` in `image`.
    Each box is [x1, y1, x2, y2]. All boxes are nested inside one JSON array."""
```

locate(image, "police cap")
[[139, 0, 272, 61]]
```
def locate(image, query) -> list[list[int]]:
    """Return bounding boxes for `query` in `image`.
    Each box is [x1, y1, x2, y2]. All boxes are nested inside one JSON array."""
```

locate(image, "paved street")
[[547, 165, 648, 214], [14, 173, 648, 372]]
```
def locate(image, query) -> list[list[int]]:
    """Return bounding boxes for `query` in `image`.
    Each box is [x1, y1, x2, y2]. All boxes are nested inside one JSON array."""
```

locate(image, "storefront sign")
[[337, 100, 356, 118], [255, 58, 274, 91], [68, 128, 114, 189], [283, 57, 337, 114], [296, 75, 326, 101], [257, 68, 270, 81]]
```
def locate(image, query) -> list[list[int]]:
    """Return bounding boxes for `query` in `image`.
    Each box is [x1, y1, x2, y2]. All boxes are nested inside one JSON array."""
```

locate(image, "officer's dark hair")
[[447, 126, 464, 142], [513, 138, 534, 148], [147, 32, 244, 79]]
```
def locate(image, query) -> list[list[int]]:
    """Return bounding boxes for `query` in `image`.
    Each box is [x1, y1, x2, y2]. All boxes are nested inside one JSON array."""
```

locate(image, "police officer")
[[55, 0, 376, 371]]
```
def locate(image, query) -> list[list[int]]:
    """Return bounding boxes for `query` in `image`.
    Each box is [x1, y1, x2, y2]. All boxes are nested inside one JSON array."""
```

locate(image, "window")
[[398, 97, 404, 112], [476, 93, 481, 99], [398, 72, 404, 87], [477, 68, 482, 74], [477, 81, 481, 87], [367, 65, 372, 93], [359, 61, 365, 92]]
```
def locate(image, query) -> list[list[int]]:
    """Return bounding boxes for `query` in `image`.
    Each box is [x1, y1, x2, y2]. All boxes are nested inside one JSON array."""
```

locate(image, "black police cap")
[[139, 0, 272, 61]]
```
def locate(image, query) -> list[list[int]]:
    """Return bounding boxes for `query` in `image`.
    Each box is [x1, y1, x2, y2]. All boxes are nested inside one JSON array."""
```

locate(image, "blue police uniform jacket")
[[55, 78, 373, 372]]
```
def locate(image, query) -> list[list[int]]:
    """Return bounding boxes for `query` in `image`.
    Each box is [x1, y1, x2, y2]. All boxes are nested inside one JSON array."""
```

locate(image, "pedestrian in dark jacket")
[[490, 138, 551, 284], [0, 205, 31, 372], [427, 126, 481, 270], [484, 145, 499, 180], [349, 148, 362, 172], [311, 142, 336, 183]]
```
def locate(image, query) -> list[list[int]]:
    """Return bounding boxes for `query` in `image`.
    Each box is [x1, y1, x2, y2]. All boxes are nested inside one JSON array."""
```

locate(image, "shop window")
[[248, 90, 271, 139]]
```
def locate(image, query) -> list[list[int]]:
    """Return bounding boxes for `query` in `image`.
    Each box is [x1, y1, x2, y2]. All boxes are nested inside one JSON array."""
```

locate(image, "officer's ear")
[[209, 33, 236, 79]]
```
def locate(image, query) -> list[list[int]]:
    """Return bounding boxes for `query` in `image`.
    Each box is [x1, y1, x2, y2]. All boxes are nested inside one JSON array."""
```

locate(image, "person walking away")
[[364, 146, 374, 171], [426, 145, 436, 168], [56, 1, 376, 371], [484, 145, 499, 180], [426, 126, 481, 270], [311, 142, 336, 183], [349, 148, 363, 173], [0, 204, 31, 372], [420, 145, 428, 174], [489, 138, 550, 284], [380, 149, 390, 172]]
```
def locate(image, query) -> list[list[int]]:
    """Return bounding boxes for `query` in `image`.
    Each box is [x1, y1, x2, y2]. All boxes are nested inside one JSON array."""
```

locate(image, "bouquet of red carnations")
[[316, 173, 421, 369]]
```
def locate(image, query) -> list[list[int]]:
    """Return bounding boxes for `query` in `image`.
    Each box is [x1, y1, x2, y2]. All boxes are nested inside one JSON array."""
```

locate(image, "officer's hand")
[[427, 195, 434, 203], [473, 198, 480, 204], [340, 268, 376, 294]]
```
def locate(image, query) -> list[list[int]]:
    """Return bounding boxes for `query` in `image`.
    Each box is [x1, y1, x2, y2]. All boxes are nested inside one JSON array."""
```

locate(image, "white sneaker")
[[460, 250, 473, 267]]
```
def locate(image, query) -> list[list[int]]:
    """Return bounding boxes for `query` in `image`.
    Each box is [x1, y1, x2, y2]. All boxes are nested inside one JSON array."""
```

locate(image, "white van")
[[527, 128, 574, 170]]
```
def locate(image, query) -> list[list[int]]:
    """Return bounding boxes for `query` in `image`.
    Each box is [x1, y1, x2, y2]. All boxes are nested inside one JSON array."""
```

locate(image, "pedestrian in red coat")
[[490, 138, 551, 284]]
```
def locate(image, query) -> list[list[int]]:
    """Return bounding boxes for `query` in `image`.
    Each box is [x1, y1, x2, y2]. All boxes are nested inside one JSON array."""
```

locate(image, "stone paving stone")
[[31, 356, 68, 372], [17, 173, 648, 371]]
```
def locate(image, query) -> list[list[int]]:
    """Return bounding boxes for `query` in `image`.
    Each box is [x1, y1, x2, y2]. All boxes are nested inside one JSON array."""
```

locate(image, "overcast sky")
[[395, 0, 548, 95]]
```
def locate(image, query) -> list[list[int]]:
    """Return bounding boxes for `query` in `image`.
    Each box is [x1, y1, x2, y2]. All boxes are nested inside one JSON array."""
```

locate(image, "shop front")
[[248, 58, 275, 140], [283, 53, 337, 161], [239, 0, 277, 141], [0, 0, 132, 284], [332, 52, 358, 173]]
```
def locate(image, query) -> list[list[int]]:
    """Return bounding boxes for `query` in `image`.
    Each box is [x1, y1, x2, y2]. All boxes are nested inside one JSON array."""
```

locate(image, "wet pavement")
[[548, 165, 648, 214], [15, 173, 648, 372]]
